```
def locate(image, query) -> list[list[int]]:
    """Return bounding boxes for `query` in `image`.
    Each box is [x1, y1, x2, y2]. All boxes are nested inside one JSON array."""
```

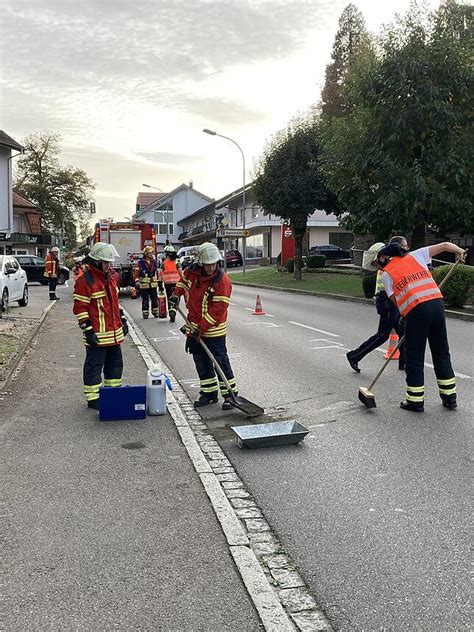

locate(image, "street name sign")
[[216, 228, 250, 238]]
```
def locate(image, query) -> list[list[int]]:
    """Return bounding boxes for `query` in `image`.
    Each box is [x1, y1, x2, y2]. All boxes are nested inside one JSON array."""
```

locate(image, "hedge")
[[361, 272, 377, 298], [285, 258, 295, 273], [305, 254, 326, 268], [432, 264, 474, 308]]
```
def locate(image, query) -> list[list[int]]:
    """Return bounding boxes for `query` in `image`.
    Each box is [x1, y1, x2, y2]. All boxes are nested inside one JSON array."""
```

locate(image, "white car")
[[0, 255, 28, 315]]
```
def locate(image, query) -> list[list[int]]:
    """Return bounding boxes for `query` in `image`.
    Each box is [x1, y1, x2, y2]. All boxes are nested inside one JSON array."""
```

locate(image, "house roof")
[[136, 191, 166, 209], [0, 130, 24, 152], [179, 182, 254, 224], [13, 191, 38, 209], [136, 183, 213, 217]]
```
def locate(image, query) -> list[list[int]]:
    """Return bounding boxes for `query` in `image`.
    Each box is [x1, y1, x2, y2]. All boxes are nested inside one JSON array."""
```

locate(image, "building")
[[136, 191, 166, 213], [0, 130, 24, 233], [178, 183, 352, 263], [133, 182, 213, 250]]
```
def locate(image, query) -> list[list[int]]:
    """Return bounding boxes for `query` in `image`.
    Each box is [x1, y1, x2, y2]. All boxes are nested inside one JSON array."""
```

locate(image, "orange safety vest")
[[161, 259, 180, 285], [384, 254, 442, 317]]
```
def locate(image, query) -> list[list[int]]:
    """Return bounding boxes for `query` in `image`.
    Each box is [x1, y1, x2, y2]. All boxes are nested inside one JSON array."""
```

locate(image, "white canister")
[[146, 365, 167, 415]]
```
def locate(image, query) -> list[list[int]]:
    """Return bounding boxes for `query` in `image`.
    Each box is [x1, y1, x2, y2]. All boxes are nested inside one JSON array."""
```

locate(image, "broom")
[[358, 252, 467, 409]]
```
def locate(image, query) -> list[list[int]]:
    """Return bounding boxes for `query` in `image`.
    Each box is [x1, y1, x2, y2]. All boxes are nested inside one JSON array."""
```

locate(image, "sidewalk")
[[1, 293, 263, 630]]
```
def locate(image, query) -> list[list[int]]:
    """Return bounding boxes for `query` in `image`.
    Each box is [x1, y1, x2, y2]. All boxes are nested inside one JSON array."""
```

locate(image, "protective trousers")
[[349, 294, 404, 367], [404, 298, 456, 406], [165, 283, 176, 302], [83, 345, 123, 403], [48, 277, 58, 300], [141, 287, 158, 318], [188, 336, 237, 399]]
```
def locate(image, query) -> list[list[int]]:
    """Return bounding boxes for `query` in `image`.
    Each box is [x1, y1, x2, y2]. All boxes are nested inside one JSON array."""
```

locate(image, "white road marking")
[[289, 321, 340, 337], [311, 345, 344, 350], [375, 348, 471, 378], [152, 336, 180, 342], [243, 322, 280, 328]]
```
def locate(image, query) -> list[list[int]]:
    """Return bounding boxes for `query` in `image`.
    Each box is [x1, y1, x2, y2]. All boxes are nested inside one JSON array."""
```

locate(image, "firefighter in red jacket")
[[159, 245, 181, 322], [168, 242, 237, 410], [44, 246, 61, 300], [377, 241, 466, 412], [73, 242, 128, 409], [134, 246, 159, 319]]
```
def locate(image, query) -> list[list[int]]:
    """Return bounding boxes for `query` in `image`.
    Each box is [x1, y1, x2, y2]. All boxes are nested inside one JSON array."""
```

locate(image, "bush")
[[432, 264, 474, 308], [285, 258, 294, 273], [305, 254, 326, 269], [361, 272, 377, 298]]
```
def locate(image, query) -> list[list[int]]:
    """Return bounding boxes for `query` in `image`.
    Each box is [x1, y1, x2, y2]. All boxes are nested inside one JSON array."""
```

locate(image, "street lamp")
[[202, 128, 246, 275], [142, 183, 170, 246]]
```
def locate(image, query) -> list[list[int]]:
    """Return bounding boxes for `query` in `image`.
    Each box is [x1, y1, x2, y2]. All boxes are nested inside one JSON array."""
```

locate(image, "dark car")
[[308, 244, 350, 260], [225, 250, 243, 267], [14, 255, 70, 285]]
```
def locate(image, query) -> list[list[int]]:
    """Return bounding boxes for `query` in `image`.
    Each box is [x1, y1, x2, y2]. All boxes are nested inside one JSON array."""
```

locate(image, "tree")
[[14, 133, 95, 248], [253, 112, 341, 279], [320, 1, 473, 246], [321, 3, 368, 118]]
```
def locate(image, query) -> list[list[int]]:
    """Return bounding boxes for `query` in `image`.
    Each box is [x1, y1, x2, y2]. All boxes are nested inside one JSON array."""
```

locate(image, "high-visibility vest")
[[161, 259, 180, 285], [135, 258, 158, 288], [384, 254, 442, 317], [375, 270, 384, 294]]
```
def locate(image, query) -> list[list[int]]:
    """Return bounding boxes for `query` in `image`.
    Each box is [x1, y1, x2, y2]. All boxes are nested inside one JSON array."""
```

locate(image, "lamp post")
[[142, 183, 169, 246], [202, 128, 246, 275]]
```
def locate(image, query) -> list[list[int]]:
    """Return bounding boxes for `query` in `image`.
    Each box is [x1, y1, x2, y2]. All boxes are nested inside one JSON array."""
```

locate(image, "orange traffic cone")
[[384, 330, 400, 360], [252, 294, 266, 315]]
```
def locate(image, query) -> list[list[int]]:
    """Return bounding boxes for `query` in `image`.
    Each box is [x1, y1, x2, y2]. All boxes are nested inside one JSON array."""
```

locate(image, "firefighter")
[[44, 246, 61, 300], [377, 241, 466, 412], [159, 244, 181, 322], [72, 242, 128, 409], [168, 242, 238, 410], [346, 238, 405, 372], [134, 246, 159, 319]]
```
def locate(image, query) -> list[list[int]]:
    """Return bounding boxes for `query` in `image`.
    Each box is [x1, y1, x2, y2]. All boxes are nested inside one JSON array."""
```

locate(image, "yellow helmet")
[[143, 245, 154, 256]]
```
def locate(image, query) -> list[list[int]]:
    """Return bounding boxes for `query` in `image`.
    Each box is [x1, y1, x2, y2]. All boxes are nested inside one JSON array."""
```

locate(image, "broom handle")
[[367, 252, 467, 392], [176, 305, 234, 394]]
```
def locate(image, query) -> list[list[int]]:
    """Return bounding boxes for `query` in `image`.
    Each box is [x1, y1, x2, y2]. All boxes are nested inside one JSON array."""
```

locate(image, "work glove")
[[119, 308, 129, 336], [85, 329, 99, 346], [168, 295, 179, 310], [135, 281, 140, 290]]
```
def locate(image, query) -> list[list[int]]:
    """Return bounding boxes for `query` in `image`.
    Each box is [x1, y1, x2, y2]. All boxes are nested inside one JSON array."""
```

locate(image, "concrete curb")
[[0, 300, 56, 391], [231, 281, 474, 322]]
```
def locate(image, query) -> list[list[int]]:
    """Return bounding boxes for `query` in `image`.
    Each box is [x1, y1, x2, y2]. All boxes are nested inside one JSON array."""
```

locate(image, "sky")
[[1, 0, 441, 222]]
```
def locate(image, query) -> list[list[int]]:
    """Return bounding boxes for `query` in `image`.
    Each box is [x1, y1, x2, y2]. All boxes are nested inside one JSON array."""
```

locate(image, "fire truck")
[[92, 220, 157, 290]]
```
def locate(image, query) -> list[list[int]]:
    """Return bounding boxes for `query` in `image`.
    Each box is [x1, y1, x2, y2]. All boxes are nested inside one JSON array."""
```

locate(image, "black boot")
[[442, 398, 457, 410], [222, 395, 234, 411], [169, 312, 176, 323], [400, 401, 424, 413], [143, 313, 149, 319], [194, 393, 218, 408], [87, 399, 100, 410], [346, 352, 360, 373]]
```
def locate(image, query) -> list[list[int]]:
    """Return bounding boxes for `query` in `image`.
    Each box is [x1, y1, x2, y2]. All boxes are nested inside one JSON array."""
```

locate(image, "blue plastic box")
[[99, 385, 147, 421]]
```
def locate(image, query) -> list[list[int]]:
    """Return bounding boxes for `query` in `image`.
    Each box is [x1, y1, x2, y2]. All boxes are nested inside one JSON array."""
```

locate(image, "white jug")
[[146, 365, 167, 415]]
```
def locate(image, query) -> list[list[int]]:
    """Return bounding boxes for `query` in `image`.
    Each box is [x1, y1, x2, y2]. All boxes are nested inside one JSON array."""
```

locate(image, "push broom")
[[358, 252, 467, 409]]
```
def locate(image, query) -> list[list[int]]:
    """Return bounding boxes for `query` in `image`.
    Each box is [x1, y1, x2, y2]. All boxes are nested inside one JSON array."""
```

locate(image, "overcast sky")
[[1, 0, 440, 221]]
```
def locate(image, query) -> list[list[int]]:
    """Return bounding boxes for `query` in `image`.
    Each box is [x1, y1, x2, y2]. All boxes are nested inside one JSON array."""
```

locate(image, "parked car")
[[0, 255, 28, 314], [177, 246, 198, 269], [225, 250, 243, 267], [308, 244, 351, 260], [13, 255, 70, 285]]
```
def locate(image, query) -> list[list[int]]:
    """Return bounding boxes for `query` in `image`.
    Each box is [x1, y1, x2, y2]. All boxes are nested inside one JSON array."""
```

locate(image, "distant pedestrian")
[[134, 246, 159, 319], [73, 242, 128, 409], [44, 246, 61, 300], [159, 245, 181, 322]]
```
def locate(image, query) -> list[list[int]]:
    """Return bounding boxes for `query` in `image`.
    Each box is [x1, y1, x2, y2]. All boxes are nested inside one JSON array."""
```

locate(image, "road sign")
[[216, 228, 250, 238]]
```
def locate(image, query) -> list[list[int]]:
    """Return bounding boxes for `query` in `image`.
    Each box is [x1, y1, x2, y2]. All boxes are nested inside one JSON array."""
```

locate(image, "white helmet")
[[89, 242, 119, 262], [164, 244, 175, 253], [50, 246, 60, 254], [362, 242, 386, 271], [198, 242, 222, 265]]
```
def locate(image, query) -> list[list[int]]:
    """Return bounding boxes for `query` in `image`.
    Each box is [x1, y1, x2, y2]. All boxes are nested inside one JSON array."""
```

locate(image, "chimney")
[[189, 180, 193, 189]]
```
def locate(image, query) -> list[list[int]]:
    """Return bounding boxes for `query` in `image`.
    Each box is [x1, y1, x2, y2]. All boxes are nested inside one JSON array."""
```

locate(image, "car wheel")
[[58, 272, 68, 285], [1, 288, 9, 315], [18, 285, 28, 307]]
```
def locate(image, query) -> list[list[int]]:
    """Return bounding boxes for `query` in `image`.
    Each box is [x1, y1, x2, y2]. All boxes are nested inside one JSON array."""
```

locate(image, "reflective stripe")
[[201, 377, 217, 385], [73, 293, 90, 303], [103, 378, 122, 387], [75, 311, 89, 320], [407, 385, 424, 393], [97, 298, 106, 333], [213, 296, 230, 304], [437, 377, 456, 386], [84, 383, 101, 401], [91, 291, 106, 299], [439, 386, 456, 395], [204, 313, 216, 325], [375, 271, 384, 293], [406, 393, 424, 402], [203, 324, 228, 337], [399, 288, 443, 315], [397, 277, 433, 301]]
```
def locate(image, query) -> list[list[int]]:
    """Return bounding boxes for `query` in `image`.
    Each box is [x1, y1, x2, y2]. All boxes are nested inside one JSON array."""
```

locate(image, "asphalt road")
[[126, 285, 473, 631]]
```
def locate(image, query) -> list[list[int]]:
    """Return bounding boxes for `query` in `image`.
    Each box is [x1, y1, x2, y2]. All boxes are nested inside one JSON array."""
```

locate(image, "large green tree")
[[14, 133, 95, 247], [253, 113, 341, 279], [320, 1, 473, 246]]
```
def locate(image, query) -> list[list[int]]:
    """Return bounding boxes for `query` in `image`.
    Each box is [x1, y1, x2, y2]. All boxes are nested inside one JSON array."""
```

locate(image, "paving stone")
[[261, 554, 292, 569], [234, 507, 263, 519], [244, 518, 271, 532], [248, 531, 276, 543], [250, 540, 281, 557], [209, 458, 231, 467], [270, 568, 305, 589], [230, 497, 255, 508], [212, 467, 235, 475], [216, 473, 241, 482], [221, 481, 244, 490], [278, 588, 317, 613], [290, 610, 334, 631], [225, 488, 250, 499]]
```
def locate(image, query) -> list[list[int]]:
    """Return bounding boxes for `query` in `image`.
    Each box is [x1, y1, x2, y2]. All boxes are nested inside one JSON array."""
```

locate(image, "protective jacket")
[[173, 264, 231, 338], [384, 255, 442, 316], [44, 254, 60, 278], [73, 265, 125, 346], [160, 258, 181, 285], [134, 258, 158, 289]]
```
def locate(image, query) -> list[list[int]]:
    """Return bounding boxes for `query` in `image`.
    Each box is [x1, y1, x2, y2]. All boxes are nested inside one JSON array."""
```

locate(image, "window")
[[245, 234, 264, 259], [154, 203, 174, 237]]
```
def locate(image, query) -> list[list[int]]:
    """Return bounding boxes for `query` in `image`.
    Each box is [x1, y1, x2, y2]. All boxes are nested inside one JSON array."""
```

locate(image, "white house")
[[0, 130, 24, 235], [133, 182, 213, 250]]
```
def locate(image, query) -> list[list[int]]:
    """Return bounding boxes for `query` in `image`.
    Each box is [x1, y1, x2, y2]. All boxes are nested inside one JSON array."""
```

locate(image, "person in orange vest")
[[168, 242, 237, 410], [377, 240, 466, 412], [159, 245, 181, 323], [73, 242, 128, 409], [44, 246, 61, 300], [134, 246, 159, 319]]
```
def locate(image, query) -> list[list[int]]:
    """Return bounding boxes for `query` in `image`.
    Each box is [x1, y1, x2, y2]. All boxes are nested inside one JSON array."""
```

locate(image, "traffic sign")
[[216, 228, 250, 238]]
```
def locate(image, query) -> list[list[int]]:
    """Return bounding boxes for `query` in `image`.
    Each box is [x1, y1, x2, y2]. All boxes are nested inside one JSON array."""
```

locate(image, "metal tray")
[[231, 420, 309, 449]]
